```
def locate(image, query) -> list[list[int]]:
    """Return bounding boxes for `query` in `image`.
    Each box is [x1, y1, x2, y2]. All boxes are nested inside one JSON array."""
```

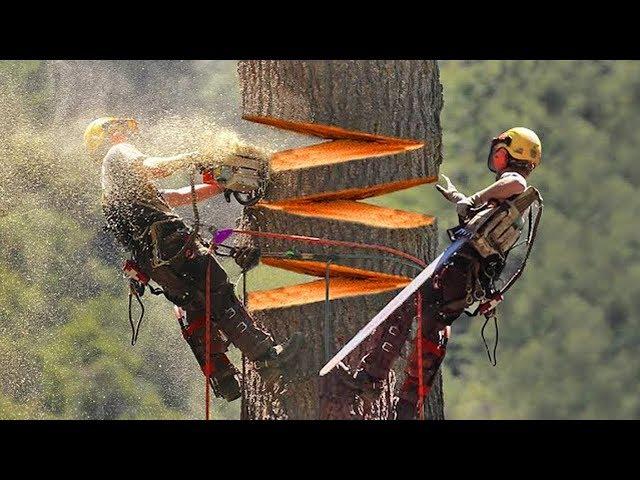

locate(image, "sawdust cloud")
[[0, 60, 295, 419]]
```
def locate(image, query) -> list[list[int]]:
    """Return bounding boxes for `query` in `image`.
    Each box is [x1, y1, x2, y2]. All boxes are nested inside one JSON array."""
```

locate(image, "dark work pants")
[[136, 222, 276, 384], [360, 252, 473, 406]]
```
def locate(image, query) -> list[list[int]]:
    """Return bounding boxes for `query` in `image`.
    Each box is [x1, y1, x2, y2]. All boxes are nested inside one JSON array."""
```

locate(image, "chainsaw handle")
[[233, 190, 261, 206]]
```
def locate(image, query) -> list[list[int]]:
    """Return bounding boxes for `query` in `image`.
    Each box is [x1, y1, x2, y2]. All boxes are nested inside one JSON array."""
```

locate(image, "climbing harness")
[[463, 187, 544, 366]]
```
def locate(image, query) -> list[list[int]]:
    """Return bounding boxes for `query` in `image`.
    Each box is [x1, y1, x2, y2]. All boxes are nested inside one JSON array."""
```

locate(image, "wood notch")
[[243, 115, 436, 203], [260, 257, 412, 281], [247, 277, 409, 312], [243, 115, 425, 146], [262, 177, 437, 204], [258, 200, 434, 229], [271, 139, 421, 173]]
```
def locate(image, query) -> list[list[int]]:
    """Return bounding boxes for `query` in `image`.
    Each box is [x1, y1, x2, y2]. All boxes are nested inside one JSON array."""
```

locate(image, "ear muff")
[[488, 146, 510, 173]]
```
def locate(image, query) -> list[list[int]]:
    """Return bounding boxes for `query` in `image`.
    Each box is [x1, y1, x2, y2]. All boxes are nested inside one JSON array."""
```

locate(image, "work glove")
[[456, 195, 479, 220], [232, 246, 261, 272], [186, 151, 211, 171], [435, 174, 466, 203]]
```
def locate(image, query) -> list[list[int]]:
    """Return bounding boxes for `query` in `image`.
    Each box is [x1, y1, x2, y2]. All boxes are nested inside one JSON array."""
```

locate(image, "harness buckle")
[[123, 259, 150, 285]]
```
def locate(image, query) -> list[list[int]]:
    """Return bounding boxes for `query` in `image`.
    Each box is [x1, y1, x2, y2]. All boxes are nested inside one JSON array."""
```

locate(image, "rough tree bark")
[[237, 60, 444, 420]]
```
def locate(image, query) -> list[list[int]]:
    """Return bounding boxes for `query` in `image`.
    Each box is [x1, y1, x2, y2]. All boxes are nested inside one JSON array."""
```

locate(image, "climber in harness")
[[84, 117, 303, 403], [336, 127, 543, 419]]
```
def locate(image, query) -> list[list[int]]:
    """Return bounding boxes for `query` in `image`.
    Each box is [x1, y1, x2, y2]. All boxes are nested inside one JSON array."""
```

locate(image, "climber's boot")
[[211, 370, 242, 402], [395, 396, 418, 420], [214, 286, 277, 362], [209, 353, 242, 402], [335, 362, 384, 403], [255, 332, 305, 388]]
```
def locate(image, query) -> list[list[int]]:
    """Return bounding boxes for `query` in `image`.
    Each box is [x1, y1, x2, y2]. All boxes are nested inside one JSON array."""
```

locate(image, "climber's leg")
[[336, 296, 418, 401], [396, 321, 449, 420], [177, 307, 242, 402], [395, 255, 473, 419]]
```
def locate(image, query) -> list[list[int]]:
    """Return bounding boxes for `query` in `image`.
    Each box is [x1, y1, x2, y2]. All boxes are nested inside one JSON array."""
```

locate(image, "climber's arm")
[[456, 176, 526, 219], [142, 152, 204, 179], [435, 174, 467, 203], [469, 175, 527, 205], [160, 183, 223, 207]]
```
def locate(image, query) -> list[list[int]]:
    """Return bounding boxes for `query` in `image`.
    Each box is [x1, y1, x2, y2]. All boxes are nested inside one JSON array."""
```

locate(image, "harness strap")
[[499, 197, 543, 296], [181, 315, 206, 339], [421, 337, 447, 358]]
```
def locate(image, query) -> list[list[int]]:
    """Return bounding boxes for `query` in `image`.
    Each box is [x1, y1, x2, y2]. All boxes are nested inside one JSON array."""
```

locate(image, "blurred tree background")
[[0, 60, 638, 419]]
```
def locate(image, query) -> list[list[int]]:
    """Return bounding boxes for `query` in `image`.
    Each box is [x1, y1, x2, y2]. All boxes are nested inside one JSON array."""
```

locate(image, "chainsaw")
[[200, 153, 269, 206]]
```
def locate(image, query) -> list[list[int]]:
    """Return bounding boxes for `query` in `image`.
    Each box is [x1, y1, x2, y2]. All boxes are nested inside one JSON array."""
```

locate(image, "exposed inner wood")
[[248, 277, 409, 312], [243, 115, 426, 146], [263, 177, 438, 203], [257, 200, 435, 229], [271, 139, 423, 173], [261, 257, 412, 281]]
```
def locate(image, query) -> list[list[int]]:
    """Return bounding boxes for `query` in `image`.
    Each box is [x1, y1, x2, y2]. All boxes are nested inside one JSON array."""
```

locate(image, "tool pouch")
[[149, 219, 196, 270], [467, 187, 541, 259]]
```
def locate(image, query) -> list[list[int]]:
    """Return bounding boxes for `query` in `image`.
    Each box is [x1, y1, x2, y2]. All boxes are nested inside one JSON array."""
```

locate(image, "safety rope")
[[186, 167, 214, 421], [499, 198, 543, 297], [128, 288, 145, 346], [416, 290, 425, 420], [228, 229, 427, 269], [480, 313, 499, 366], [204, 259, 212, 420], [241, 271, 248, 420], [323, 259, 334, 362]]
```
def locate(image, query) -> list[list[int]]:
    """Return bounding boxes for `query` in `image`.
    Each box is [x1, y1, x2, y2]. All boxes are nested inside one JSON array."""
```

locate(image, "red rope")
[[205, 259, 212, 421], [416, 291, 425, 420], [230, 229, 427, 268]]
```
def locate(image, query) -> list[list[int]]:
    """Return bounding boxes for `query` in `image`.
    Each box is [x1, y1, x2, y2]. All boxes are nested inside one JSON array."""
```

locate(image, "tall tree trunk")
[[237, 60, 444, 419]]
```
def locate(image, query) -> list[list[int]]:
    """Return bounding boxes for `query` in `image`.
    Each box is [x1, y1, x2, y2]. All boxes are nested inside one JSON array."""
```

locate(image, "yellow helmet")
[[84, 117, 139, 153], [488, 127, 542, 173]]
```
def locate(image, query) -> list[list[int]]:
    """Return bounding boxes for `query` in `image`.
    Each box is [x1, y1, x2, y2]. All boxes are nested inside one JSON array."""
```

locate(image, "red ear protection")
[[490, 147, 510, 172]]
